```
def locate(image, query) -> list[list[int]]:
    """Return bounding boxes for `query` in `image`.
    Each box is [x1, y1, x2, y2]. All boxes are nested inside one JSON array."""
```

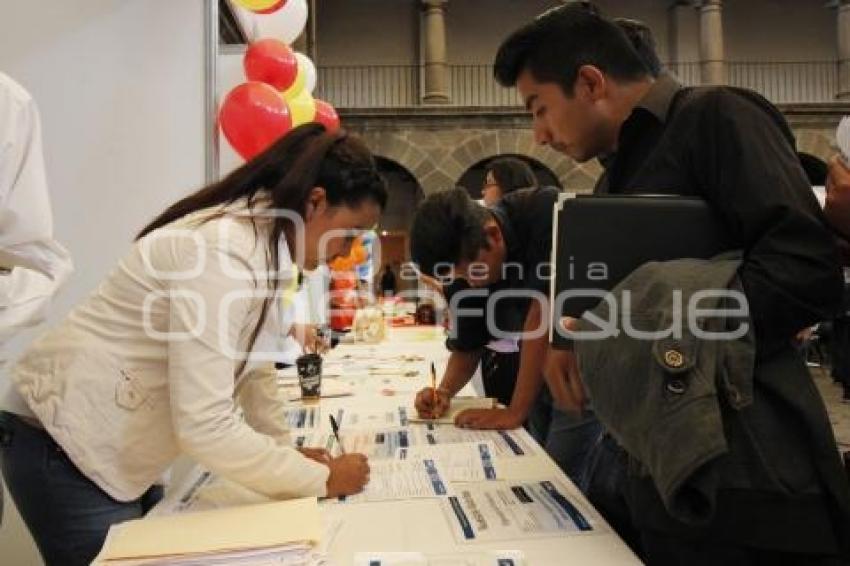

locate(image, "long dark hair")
[[137, 123, 387, 375]]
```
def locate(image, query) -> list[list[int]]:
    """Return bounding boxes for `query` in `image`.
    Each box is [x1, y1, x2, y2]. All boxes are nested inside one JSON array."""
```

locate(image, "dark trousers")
[[831, 281, 850, 398], [832, 316, 850, 397], [480, 348, 520, 407], [526, 388, 601, 485], [639, 530, 848, 566], [0, 412, 162, 566], [582, 433, 848, 566], [579, 432, 644, 556], [481, 349, 601, 484]]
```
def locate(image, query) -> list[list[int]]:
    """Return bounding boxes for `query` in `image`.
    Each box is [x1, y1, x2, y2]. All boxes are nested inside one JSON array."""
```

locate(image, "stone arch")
[[446, 130, 603, 194], [357, 127, 605, 196], [456, 154, 561, 199], [374, 156, 423, 232], [357, 130, 436, 194]]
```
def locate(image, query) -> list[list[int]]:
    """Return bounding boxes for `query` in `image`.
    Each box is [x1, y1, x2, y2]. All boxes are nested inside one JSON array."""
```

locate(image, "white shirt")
[[10, 202, 329, 501], [0, 72, 72, 353]]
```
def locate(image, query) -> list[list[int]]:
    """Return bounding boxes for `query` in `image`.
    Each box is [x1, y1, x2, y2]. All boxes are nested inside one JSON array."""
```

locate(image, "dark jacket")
[[576, 255, 850, 555]]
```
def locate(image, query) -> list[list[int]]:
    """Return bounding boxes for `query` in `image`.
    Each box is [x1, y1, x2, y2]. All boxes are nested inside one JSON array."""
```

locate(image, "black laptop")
[[549, 193, 734, 347]]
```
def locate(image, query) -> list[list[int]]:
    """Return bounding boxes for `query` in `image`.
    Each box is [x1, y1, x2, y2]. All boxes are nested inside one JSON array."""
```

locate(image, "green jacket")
[[576, 255, 850, 555]]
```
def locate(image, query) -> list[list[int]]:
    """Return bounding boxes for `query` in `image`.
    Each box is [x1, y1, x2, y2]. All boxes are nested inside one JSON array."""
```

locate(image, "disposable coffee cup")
[[297, 353, 322, 401]]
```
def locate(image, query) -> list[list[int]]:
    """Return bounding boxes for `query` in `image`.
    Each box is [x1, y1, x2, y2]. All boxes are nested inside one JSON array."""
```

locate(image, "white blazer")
[[11, 201, 329, 502], [0, 72, 73, 353]]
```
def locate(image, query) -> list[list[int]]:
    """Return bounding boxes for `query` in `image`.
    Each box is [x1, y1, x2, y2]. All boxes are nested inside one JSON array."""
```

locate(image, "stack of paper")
[[93, 498, 323, 565]]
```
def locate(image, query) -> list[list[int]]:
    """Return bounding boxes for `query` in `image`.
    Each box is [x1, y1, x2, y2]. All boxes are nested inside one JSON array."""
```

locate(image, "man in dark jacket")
[[826, 155, 850, 403], [494, 4, 850, 563]]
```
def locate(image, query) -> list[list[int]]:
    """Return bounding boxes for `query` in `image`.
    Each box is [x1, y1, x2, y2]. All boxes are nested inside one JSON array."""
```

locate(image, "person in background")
[[380, 264, 397, 297], [410, 187, 601, 485], [826, 155, 850, 261], [480, 157, 538, 207], [0, 72, 73, 524], [495, 4, 849, 562], [568, 2, 663, 80], [613, 17, 662, 78], [0, 124, 379, 565], [478, 158, 548, 407], [479, 158, 541, 408], [826, 155, 850, 403]]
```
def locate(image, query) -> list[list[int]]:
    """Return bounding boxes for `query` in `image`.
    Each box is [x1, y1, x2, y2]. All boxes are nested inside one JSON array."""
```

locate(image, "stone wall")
[[344, 108, 603, 195], [344, 104, 849, 196]]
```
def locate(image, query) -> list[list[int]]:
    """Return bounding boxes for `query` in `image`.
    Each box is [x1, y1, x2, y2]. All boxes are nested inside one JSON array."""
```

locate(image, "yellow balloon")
[[233, 0, 280, 11], [282, 64, 306, 101], [287, 89, 317, 127]]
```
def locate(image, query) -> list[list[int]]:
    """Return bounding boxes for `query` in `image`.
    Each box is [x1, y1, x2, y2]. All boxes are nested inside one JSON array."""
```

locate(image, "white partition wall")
[[0, 0, 208, 318], [0, 2, 209, 563]]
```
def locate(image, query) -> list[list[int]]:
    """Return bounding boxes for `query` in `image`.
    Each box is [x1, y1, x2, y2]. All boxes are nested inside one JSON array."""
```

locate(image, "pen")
[[430, 361, 437, 416], [329, 414, 345, 455]]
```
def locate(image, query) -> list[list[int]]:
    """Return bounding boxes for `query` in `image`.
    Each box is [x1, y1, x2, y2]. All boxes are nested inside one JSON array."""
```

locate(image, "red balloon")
[[314, 100, 341, 133], [244, 39, 298, 92], [220, 82, 292, 160], [255, 0, 286, 14]]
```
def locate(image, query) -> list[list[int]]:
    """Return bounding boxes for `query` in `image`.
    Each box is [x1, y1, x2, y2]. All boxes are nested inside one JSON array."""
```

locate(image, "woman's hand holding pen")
[[325, 453, 370, 497]]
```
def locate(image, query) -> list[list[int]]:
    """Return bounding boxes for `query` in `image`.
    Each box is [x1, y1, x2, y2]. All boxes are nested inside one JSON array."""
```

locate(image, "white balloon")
[[256, 0, 308, 44], [296, 52, 317, 94]]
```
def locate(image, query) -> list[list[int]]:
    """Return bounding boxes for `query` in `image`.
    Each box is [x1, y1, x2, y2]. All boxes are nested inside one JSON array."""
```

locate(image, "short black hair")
[[410, 188, 491, 277], [494, 4, 650, 94], [485, 157, 538, 195], [614, 18, 662, 78], [561, 0, 600, 16]]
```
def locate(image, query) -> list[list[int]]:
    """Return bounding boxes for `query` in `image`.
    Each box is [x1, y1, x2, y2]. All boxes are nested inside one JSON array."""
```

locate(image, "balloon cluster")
[[220, 0, 341, 160], [328, 236, 369, 331], [233, 0, 286, 14]]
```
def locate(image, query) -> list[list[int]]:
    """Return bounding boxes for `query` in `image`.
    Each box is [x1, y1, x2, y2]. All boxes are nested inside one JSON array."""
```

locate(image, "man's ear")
[[484, 221, 503, 247], [305, 186, 328, 221], [576, 64, 607, 101]]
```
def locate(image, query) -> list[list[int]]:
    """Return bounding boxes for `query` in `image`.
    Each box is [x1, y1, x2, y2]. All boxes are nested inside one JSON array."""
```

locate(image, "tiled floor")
[[812, 366, 850, 453]]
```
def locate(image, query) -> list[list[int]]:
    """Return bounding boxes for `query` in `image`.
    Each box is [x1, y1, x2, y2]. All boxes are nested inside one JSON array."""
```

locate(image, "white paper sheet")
[[294, 427, 419, 459], [441, 480, 596, 543], [329, 405, 411, 428], [397, 442, 500, 482], [327, 457, 452, 504], [415, 425, 536, 458], [354, 551, 527, 566]]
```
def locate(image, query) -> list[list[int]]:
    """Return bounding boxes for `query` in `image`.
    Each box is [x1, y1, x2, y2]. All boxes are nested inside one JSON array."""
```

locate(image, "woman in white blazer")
[[0, 124, 381, 566]]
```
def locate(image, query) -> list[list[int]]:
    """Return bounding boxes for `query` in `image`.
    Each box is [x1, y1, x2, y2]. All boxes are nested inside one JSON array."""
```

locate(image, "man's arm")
[[439, 348, 483, 396], [693, 91, 843, 355], [826, 156, 850, 242], [454, 298, 545, 429], [414, 348, 482, 418]]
